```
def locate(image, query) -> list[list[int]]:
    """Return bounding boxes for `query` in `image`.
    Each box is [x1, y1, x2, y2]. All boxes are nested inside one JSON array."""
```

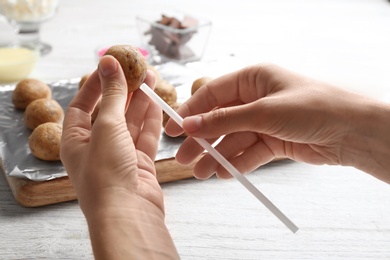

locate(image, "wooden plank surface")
[[1, 158, 196, 207], [1, 0, 390, 259]]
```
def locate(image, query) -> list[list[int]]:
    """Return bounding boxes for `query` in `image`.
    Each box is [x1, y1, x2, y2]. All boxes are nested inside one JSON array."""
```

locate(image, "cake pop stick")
[[140, 83, 299, 233]]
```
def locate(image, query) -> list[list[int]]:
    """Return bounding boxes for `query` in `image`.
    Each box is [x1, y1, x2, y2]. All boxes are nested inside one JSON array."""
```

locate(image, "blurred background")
[[1, 1, 390, 259], [2, 0, 390, 100]]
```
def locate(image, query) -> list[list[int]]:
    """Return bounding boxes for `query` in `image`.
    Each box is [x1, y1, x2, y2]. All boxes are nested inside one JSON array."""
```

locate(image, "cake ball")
[[104, 45, 147, 93], [154, 80, 177, 105], [12, 78, 51, 110], [191, 76, 213, 95], [24, 98, 64, 130], [29, 122, 62, 161]]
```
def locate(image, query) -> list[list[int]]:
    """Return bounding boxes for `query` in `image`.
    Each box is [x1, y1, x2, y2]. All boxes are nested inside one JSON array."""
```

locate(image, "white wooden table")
[[1, 0, 390, 259]]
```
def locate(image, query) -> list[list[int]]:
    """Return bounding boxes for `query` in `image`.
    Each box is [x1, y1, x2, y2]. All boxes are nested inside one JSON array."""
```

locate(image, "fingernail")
[[99, 56, 118, 77], [183, 115, 202, 133]]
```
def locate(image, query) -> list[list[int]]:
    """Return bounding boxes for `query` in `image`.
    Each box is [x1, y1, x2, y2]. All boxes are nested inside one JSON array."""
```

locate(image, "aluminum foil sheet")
[[0, 62, 198, 181], [0, 79, 78, 181]]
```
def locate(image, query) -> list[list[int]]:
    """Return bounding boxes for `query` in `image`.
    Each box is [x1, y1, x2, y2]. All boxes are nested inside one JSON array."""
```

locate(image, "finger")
[[95, 55, 128, 123], [64, 69, 101, 130], [70, 69, 102, 113], [136, 99, 162, 161], [194, 135, 275, 180], [128, 70, 161, 159], [175, 136, 219, 165], [144, 69, 157, 91], [165, 65, 269, 137], [61, 71, 102, 180], [126, 70, 157, 140], [213, 137, 275, 179], [125, 92, 133, 113], [61, 70, 101, 159], [191, 132, 258, 179], [164, 74, 238, 137], [182, 101, 264, 138]]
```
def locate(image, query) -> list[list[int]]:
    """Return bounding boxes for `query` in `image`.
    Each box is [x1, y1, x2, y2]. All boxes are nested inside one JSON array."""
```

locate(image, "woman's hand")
[[61, 55, 179, 259], [165, 64, 390, 183], [61, 55, 163, 215]]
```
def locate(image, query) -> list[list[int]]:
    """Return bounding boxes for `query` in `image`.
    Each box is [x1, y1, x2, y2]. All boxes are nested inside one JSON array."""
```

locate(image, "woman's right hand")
[[165, 64, 390, 183]]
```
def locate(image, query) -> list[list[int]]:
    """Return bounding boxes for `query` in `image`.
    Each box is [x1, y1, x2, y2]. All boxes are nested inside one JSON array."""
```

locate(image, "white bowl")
[[0, 46, 39, 83]]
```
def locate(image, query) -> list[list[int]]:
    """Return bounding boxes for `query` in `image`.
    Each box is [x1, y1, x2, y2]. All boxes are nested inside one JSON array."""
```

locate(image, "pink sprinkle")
[[138, 48, 149, 57], [97, 46, 149, 58], [98, 47, 110, 57]]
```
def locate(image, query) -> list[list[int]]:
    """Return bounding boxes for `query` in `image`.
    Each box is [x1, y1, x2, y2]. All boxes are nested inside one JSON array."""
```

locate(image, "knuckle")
[[103, 81, 125, 96], [209, 108, 228, 126]]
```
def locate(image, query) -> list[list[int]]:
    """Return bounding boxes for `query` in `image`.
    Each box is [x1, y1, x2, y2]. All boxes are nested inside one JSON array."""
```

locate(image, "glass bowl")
[[136, 11, 212, 64], [0, 46, 39, 83], [0, 0, 60, 56]]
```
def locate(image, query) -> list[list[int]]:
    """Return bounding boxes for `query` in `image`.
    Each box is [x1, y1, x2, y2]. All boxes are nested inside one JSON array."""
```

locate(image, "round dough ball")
[[191, 76, 213, 95], [24, 98, 64, 130], [79, 74, 90, 89], [104, 45, 147, 93], [29, 122, 62, 161], [163, 102, 180, 128], [12, 78, 51, 110], [155, 80, 177, 105]]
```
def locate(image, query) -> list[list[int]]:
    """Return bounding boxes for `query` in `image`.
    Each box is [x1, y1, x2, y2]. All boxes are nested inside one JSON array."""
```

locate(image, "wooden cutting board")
[[1, 158, 197, 207], [1, 81, 200, 207]]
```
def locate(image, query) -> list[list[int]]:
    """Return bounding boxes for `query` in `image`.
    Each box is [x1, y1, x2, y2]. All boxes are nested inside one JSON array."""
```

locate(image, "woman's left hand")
[[60, 55, 163, 217]]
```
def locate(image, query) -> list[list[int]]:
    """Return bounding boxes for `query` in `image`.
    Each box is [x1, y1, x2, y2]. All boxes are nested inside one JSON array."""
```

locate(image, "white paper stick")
[[140, 83, 299, 233]]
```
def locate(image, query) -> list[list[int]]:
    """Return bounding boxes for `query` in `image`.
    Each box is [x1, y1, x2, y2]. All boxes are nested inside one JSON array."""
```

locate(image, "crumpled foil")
[[0, 56, 246, 181], [0, 62, 199, 181], [0, 79, 78, 181]]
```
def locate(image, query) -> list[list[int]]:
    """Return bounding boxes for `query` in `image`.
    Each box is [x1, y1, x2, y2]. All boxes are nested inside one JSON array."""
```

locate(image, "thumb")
[[182, 103, 258, 138], [97, 55, 128, 120]]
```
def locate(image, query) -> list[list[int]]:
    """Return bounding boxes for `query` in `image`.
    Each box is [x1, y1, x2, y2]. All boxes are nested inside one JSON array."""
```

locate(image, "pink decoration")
[[97, 46, 149, 58]]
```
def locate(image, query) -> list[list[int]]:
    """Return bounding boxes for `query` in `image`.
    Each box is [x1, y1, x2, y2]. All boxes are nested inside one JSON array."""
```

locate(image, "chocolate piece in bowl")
[[147, 14, 199, 60]]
